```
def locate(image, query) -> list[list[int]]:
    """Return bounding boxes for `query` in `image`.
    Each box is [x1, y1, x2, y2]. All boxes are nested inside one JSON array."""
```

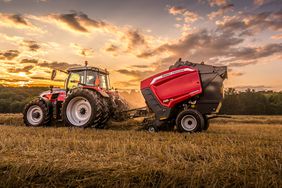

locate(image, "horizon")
[[0, 0, 281, 90]]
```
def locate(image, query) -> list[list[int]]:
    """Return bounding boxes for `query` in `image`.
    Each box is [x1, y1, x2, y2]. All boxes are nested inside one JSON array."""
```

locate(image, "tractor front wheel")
[[176, 109, 204, 133], [23, 98, 52, 127]]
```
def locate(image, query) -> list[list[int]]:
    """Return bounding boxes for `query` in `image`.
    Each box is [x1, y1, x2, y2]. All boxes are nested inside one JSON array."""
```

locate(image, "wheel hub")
[[26, 105, 43, 126], [66, 97, 92, 127], [181, 115, 197, 131], [80, 108, 86, 115], [32, 112, 40, 119]]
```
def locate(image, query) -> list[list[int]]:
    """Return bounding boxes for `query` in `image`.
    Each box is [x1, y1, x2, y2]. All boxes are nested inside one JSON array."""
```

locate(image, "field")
[[0, 114, 282, 187]]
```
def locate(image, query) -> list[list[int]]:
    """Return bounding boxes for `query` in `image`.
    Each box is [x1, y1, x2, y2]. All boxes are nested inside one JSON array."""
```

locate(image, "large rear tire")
[[95, 97, 110, 129], [23, 98, 52, 127], [176, 109, 204, 133], [62, 89, 103, 128]]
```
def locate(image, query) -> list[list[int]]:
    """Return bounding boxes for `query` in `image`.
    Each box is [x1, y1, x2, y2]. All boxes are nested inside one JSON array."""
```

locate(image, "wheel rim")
[[66, 97, 92, 127], [181, 115, 197, 132], [27, 105, 43, 126], [148, 126, 156, 133]]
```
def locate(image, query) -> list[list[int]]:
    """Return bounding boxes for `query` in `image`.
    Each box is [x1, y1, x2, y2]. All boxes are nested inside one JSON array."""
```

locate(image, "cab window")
[[86, 71, 97, 86], [67, 71, 84, 89], [98, 74, 108, 89]]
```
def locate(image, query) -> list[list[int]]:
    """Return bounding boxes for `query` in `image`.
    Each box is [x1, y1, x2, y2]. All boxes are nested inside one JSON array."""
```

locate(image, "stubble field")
[[0, 114, 281, 187]]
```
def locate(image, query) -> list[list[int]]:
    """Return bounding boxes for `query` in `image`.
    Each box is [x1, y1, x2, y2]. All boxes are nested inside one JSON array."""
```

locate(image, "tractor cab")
[[65, 67, 110, 90]]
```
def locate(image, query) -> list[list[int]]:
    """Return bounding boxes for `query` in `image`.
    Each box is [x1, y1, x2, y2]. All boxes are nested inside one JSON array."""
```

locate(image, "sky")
[[0, 0, 281, 90]]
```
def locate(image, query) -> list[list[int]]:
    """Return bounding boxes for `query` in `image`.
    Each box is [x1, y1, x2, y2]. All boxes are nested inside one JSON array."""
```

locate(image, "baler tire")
[[203, 115, 210, 131], [176, 109, 204, 133], [23, 98, 52, 127], [62, 88, 103, 128]]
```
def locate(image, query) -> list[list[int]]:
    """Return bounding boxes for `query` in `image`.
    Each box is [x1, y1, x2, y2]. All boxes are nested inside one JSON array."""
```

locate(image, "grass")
[[0, 114, 281, 187]]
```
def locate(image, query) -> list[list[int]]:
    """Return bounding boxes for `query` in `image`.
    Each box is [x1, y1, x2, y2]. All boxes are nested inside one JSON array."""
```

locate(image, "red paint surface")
[[141, 66, 202, 108]]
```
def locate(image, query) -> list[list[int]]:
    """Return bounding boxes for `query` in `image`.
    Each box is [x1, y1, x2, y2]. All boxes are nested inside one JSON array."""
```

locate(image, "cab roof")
[[67, 66, 109, 75]]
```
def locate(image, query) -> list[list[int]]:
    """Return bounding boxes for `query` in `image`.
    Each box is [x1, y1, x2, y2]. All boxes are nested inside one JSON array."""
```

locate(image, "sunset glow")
[[0, 0, 281, 90]]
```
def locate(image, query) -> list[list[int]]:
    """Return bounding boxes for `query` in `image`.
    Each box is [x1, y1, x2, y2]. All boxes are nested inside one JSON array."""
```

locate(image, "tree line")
[[220, 88, 282, 115], [0, 87, 282, 114]]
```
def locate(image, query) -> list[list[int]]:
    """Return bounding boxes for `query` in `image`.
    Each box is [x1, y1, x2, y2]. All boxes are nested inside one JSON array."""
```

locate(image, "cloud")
[[105, 44, 119, 52], [137, 25, 281, 71], [253, 0, 270, 6], [0, 50, 20, 60], [138, 29, 243, 60], [168, 6, 199, 23], [227, 43, 282, 63], [50, 12, 88, 33], [209, 0, 228, 7], [20, 59, 39, 64], [208, 3, 234, 20], [29, 75, 64, 82], [123, 29, 148, 51], [70, 43, 94, 57], [21, 40, 41, 51], [44, 11, 155, 58], [216, 10, 282, 35], [0, 34, 44, 54], [38, 61, 82, 70], [130, 65, 150, 68], [114, 79, 141, 88], [272, 34, 282, 40], [7, 65, 34, 74], [116, 69, 155, 82], [47, 11, 114, 34], [228, 61, 257, 67], [230, 71, 244, 77], [0, 77, 29, 83], [29, 76, 49, 80], [0, 13, 40, 31]]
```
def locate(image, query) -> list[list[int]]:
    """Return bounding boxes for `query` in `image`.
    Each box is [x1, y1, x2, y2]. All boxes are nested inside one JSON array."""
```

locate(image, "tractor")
[[23, 63, 129, 128], [23, 59, 228, 133]]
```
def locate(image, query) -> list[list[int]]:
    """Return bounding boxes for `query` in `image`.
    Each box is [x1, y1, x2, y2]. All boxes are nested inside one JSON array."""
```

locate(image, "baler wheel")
[[23, 98, 52, 127], [148, 125, 158, 133], [176, 109, 204, 133], [62, 88, 103, 128]]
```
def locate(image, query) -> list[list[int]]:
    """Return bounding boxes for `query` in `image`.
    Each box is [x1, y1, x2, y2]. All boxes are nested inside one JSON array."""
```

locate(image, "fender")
[[82, 86, 109, 98], [38, 96, 53, 113]]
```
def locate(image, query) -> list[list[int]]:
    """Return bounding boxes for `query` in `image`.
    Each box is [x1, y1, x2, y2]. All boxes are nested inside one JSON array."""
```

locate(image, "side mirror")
[[51, 70, 57, 80]]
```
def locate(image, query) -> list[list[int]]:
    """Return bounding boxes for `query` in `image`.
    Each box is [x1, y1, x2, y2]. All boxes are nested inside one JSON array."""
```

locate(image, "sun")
[[18, 72, 26, 77]]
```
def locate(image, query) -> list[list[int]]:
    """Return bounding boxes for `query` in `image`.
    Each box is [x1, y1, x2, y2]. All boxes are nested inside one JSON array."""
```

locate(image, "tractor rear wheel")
[[23, 98, 52, 127], [95, 97, 110, 129], [176, 109, 204, 133], [62, 89, 103, 128]]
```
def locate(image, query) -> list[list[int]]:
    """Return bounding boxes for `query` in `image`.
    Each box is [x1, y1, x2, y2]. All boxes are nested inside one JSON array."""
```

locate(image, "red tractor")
[[23, 65, 129, 128], [23, 59, 227, 133]]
